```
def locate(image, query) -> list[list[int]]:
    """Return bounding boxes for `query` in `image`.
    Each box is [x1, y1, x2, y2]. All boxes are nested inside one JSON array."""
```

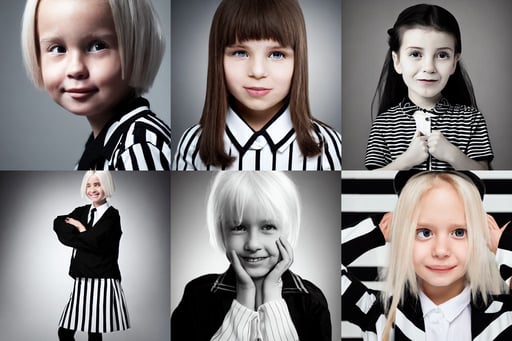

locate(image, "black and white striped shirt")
[[342, 217, 512, 341], [76, 97, 172, 170], [173, 106, 341, 170], [365, 98, 493, 170]]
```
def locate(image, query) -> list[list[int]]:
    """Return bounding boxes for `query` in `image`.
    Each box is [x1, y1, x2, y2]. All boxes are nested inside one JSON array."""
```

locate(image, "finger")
[[279, 237, 294, 263]]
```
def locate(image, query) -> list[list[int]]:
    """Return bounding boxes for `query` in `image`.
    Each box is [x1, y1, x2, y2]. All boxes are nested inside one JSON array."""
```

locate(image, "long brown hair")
[[199, 0, 321, 168]]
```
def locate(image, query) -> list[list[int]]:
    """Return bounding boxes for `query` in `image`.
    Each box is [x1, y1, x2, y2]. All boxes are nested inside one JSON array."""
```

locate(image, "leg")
[[58, 327, 76, 341], [88, 332, 103, 341]]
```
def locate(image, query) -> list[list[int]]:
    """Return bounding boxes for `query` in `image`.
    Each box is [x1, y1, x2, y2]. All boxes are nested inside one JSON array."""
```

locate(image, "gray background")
[[0, 0, 170, 170], [0, 172, 170, 340], [170, 171, 341, 340], [171, 0, 342, 154], [342, 0, 512, 169]]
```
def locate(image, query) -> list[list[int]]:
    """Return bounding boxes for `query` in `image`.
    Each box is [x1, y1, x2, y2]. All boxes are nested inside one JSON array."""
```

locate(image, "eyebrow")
[[404, 46, 454, 51]]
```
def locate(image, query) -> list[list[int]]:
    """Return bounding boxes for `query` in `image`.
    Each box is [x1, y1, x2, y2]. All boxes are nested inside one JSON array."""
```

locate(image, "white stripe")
[[395, 309, 425, 340], [474, 311, 512, 341]]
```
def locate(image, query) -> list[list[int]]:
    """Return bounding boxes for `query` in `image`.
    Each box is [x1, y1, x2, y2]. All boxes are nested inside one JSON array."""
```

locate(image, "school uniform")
[[342, 217, 512, 340], [54, 203, 130, 334], [173, 105, 342, 170], [171, 267, 331, 341], [76, 97, 172, 170], [365, 98, 493, 170]]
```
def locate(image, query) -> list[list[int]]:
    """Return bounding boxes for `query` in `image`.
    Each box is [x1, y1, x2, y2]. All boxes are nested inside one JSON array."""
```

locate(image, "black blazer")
[[54, 204, 122, 280]]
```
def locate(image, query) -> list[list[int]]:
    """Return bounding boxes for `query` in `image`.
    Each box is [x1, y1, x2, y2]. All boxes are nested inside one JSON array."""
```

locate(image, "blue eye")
[[269, 51, 285, 60], [452, 228, 466, 239], [232, 50, 248, 58], [230, 225, 246, 232], [261, 224, 277, 231], [416, 228, 432, 240]]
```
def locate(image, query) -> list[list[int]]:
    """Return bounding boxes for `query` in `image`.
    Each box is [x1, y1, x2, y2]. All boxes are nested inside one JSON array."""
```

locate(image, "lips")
[[244, 87, 271, 97], [242, 256, 268, 263], [65, 87, 98, 99], [427, 265, 456, 272]]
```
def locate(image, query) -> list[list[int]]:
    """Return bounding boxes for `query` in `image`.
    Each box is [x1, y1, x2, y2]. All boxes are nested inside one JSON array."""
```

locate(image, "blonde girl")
[[342, 171, 512, 340]]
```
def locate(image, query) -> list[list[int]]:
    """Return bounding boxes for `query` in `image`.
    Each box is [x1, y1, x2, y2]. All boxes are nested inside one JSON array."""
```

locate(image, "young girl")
[[365, 4, 493, 171], [53, 171, 130, 341], [173, 0, 341, 171], [21, 0, 172, 170], [171, 172, 331, 340], [342, 171, 512, 340]]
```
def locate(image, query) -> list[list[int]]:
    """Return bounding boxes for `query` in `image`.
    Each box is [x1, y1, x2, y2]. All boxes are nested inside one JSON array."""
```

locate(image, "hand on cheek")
[[229, 250, 256, 309], [263, 237, 294, 303]]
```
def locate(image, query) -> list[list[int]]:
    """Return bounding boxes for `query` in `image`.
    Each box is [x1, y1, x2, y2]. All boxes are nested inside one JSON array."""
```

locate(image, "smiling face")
[[392, 27, 459, 109], [86, 174, 107, 207], [413, 180, 468, 304], [37, 0, 132, 122], [223, 39, 294, 130], [221, 199, 282, 280]]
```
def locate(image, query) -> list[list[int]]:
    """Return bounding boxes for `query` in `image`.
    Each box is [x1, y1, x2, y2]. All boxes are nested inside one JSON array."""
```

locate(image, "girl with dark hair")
[[173, 0, 341, 171], [365, 4, 493, 171]]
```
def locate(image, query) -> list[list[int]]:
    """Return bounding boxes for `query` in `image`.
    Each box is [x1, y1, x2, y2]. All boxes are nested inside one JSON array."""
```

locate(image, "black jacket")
[[171, 267, 332, 340], [54, 204, 122, 280]]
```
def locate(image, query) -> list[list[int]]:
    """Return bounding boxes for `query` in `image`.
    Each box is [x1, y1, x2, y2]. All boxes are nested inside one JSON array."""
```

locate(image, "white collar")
[[225, 106, 296, 152], [420, 285, 471, 323]]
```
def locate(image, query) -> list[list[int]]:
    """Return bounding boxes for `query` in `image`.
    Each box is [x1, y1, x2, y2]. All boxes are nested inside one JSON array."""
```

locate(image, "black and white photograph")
[[171, 171, 341, 340]]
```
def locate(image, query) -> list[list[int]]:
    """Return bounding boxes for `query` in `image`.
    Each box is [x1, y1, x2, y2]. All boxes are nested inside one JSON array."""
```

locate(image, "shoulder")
[[182, 273, 220, 294], [312, 120, 341, 139], [177, 124, 202, 145], [286, 271, 328, 306], [106, 206, 120, 217]]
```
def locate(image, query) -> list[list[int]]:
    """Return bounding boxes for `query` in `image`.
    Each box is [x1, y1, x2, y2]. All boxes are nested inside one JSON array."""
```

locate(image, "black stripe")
[[348, 266, 381, 281], [255, 150, 261, 170], [288, 144, 293, 170], [128, 148, 139, 170], [140, 142, 156, 169]]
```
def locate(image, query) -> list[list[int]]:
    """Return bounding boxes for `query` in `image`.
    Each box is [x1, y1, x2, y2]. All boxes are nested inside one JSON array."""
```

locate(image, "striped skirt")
[[59, 278, 130, 333]]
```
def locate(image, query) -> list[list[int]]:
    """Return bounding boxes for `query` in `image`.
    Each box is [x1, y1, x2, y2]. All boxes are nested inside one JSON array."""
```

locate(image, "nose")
[[249, 55, 267, 79], [432, 235, 450, 258], [66, 51, 89, 80], [244, 230, 262, 252], [422, 56, 436, 74]]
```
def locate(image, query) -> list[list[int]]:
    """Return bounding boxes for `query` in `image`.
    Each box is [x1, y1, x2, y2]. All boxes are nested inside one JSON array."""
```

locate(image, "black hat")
[[393, 170, 485, 200]]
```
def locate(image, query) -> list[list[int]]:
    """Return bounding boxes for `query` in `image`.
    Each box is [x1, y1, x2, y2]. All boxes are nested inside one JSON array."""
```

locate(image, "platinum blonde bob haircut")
[[21, 0, 165, 96], [206, 171, 301, 252], [80, 170, 115, 199], [380, 171, 507, 340]]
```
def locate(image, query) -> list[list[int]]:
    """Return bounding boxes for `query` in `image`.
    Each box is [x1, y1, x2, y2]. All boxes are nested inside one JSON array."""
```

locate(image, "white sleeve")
[[210, 299, 299, 341]]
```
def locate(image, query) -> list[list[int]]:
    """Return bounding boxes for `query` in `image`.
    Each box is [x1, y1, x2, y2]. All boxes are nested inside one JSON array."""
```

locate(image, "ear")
[[451, 53, 461, 75], [379, 212, 393, 242], [392, 51, 402, 74]]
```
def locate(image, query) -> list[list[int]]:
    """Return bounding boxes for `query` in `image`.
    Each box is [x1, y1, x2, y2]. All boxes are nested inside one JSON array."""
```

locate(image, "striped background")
[[341, 170, 512, 341]]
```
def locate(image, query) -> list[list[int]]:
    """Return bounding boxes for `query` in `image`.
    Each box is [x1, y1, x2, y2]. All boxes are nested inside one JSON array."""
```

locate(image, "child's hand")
[[398, 131, 429, 168], [427, 130, 460, 162], [228, 250, 256, 309], [65, 217, 86, 232], [263, 237, 294, 303], [488, 214, 509, 254]]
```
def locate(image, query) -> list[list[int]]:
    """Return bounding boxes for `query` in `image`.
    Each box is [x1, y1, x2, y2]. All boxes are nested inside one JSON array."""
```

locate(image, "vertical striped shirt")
[[342, 217, 512, 341], [365, 98, 493, 170], [173, 106, 341, 170], [76, 97, 172, 170]]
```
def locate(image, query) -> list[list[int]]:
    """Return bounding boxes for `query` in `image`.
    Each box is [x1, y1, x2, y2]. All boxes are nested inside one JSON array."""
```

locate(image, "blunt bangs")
[[214, 0, 303, 49]]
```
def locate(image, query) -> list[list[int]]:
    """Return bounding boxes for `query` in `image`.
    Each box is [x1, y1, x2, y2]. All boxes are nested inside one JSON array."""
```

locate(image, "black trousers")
[[58, 327, 102, 341]]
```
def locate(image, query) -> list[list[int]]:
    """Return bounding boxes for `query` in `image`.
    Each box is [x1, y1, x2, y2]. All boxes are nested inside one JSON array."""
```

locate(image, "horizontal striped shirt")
[[173, 106, 341, 170], [76, 97, 172, 170], [365, 98, 493, 170], [342, 217, 512, 341]]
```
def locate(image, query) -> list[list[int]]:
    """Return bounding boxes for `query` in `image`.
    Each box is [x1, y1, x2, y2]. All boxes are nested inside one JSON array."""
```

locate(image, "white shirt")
[[88, 202, 110, 226], [420, 285, 471, 341]]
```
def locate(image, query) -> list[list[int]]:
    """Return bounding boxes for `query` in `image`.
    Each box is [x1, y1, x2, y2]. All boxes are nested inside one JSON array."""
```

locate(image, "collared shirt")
[[88, 202, 110, 227], [420, 286, 471, 341], [365, 98, 493, 170], [173, 106, 341, 170], [76, 97, 172, 170]]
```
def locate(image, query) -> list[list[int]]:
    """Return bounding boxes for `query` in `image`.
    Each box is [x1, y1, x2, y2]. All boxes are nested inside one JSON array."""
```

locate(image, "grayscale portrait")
[[342, 0, 512, 169], [171, 171, 341, 340], [0, 0, 170, 170], [0, 172, 170, 340]]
